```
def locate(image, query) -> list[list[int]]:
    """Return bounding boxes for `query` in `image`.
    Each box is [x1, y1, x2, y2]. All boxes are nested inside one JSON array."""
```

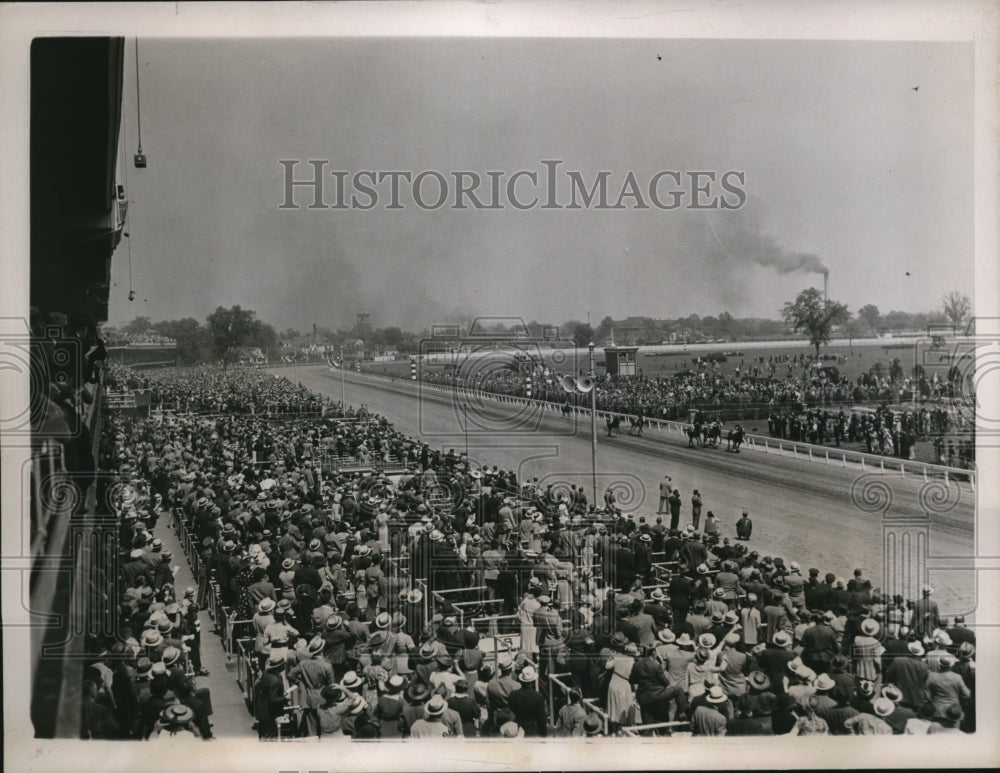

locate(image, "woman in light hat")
[[852, 617, 885, 694]]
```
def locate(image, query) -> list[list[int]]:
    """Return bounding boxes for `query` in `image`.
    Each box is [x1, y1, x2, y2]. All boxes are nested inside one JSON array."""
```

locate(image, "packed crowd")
[[431, 362, 965, 425], [419, 357, 973, 468], [765, 405, 975, 467], [80, 365, 976, 740], [102, 328, 177, 346]]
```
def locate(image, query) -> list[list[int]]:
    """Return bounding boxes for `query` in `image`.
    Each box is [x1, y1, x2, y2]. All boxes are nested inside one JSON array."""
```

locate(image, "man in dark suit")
[[506, 666, 548, 737], [254, 654, 289, 739]]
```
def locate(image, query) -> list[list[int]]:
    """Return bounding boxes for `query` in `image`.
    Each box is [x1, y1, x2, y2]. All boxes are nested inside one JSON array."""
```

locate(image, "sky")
[[107, 37, 974, 332]]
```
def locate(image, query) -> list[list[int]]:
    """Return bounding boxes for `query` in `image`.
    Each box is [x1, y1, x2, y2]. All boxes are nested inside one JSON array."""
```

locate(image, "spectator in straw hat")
[[288, 636, 336, 737], [885, 639, 928, 709], [253, 653, 290, 739], [853, 618, 885, 690], [151, 704, 199, 741], [756, 631, 795, 691], [878, 684, 915, 734], [408, 694, 453, 738], [486, 655, 519, 715], [507, 665, 548, 737], [691, 684, 730, 736], [924, 655, 970, 721], [843, 696, 894, 735]]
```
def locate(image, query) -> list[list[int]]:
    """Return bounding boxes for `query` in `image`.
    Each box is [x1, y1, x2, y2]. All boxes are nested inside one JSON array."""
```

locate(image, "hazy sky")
[[108, 37, 974, 332]]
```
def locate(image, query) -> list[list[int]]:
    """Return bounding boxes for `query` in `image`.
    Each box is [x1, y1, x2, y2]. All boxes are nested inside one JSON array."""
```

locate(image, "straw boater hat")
[[814, 673, 836, 692], [341, 671, 363, 691], [907, 640, 925, 657], [748, 671, 771, 691], [860, 618, 880, 637], [425, 694, 447, 717], [872, 697, 894, 718], [162, 647, 181, 667], [258, 598, 276, 614], [307, 637, 325, 656], [657, 629, 676, 645], [698, 633, 717, 649], [675, 633, 695, 649], [326, 614, 343, 630], [519, 665, 539, 684], [705, 685, 727, 704], [160, 704, 195, 727], [266, 653, 286, 671]]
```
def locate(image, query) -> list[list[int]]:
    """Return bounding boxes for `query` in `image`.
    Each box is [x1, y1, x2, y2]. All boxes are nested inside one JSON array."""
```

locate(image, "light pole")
[[589, 341, 598, 507], [463, 402, 469, 458], [339, 344, 346, 413]]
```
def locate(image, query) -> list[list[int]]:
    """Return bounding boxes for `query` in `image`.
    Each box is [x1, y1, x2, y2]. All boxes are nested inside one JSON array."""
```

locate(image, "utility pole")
[[339, 344, 347, 413], [589, 341, 598, 506]]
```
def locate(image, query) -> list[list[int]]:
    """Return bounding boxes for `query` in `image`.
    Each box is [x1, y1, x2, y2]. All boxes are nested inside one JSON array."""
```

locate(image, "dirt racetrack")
[[284, 365, 978, 621]]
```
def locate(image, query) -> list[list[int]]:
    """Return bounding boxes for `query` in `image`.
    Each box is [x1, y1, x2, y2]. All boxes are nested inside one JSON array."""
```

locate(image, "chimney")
[[312, 323, 317, 344], [823, 272, 829, 302]]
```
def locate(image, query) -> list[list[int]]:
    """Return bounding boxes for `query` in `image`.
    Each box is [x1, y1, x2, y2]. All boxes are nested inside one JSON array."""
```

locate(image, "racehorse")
[[628, 415, 646, 436], [561, 402, 572, 418], [606, 416, 622, 436], [726, 425, 745, 452], [703, 421, 723, 448], [686, 422, 703, 448]]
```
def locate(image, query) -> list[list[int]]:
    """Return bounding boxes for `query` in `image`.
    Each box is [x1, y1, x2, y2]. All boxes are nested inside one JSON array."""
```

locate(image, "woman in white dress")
[[605, 638, 637, 728]]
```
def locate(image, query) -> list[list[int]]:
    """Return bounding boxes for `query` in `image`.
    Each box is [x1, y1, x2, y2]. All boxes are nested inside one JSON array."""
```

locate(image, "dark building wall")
[[31, 37, 124, 323]]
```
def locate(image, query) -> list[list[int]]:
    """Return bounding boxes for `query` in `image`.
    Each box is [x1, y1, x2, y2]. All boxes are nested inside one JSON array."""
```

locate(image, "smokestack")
[[313, 322, 317, 344], [823, 271, 828, 302]]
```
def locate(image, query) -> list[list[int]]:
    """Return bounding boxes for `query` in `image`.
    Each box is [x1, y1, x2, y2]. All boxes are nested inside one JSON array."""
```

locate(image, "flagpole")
[[589, 341, 598, 506], [340, 344, 346, 412]]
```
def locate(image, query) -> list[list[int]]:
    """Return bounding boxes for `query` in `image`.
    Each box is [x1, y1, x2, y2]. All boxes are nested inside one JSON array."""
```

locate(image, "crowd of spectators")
[[417, 355, 973, 467], [74, 364, 977, 741], [102, 328, 176, 346]]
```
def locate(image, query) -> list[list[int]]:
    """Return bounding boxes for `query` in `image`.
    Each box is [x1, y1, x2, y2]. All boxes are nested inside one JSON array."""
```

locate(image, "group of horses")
[[687, 420, 746, 452], [605, 414, 646, 437], [559, 402, 746, 451]]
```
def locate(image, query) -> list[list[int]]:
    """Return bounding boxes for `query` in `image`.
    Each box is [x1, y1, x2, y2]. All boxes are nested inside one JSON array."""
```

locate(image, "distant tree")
[[570, 323, 595, 348], [889, 357, 904, 383], [122, 316, 153, 336], [882, 310, 911, 332], [844, 317, 865, 346], [941, 291, 971, 333], [206, 305, 261, 369], [281, 328, 302, 340], [857, 304, 881, 336], [155, 317, 209, 365], [780, 288, 850, 359], [594, 315, 614, 344], [249, 321, 279, 360]]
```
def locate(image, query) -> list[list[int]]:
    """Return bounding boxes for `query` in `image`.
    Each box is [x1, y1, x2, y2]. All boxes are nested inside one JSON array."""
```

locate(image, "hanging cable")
[[133, 38, 146, 168], [125, 39, 135, 299], [134, 37, 142, 155]]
